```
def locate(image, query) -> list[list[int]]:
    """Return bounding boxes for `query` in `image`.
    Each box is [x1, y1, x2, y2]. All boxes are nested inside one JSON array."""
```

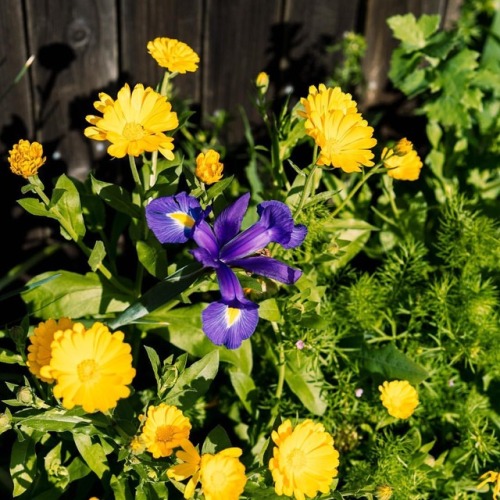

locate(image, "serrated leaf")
[[361, 344, 429, 385], [22, 270, 130, 319], [387, 13, 440, 51], [164, 351, 219, 409]]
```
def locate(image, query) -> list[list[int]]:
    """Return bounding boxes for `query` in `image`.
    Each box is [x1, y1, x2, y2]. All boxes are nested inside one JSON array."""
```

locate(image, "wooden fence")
[[1, 0, 462, 179]]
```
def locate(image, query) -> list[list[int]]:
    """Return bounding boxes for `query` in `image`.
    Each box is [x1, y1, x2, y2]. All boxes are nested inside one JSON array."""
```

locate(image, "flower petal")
[[202, 299, 259, 349], [146, 193, 207, 244], [229, 256, 302, 284], [213, 193, 251, 246]]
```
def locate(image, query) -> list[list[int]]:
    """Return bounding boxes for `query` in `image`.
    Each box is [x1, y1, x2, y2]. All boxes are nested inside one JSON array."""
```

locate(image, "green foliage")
[[1, 3, 499, 498]]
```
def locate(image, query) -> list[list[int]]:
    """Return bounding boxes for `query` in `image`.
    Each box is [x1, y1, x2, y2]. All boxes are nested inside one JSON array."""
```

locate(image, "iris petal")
[[228, 256, 302, 285], [213, 193, 251, 246], [202, 299, 259, 349], [145, 193, 207, 243]]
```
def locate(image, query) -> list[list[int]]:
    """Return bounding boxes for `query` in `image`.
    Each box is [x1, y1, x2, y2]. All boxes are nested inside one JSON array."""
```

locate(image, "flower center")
[[226, 307, 241, 326], [156, 425, 176, 443], [77, 359, 99, 382], [123, 122, 145, 141], [168, 212, 195, 228], [286, 448, 307, 471]]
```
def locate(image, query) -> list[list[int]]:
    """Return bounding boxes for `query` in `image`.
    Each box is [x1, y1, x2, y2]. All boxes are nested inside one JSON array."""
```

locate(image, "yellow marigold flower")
[[8, 139, 46, 178], [195, 149, 224, 184], [200, 448, 247, 500], [84, 83, 179, 159], [379, 380, 419, 419], [376, 484, 393, 500], [147, 37, 200, 74], [26, 318, 74, 383], [167, 440, 201, 499], [382, 138, 423, 181], [256, 71, 270, 94], [269, 419, 339, 500], [299, 84, 358, 123], [478, 471, 500, 499], [129, 435, 147, 455], [140, 403, 191, 458], [40, 322, 135, 413], [312, 111, 377, 173]]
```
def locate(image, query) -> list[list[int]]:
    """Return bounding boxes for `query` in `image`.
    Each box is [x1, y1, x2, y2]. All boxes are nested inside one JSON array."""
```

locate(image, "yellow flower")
[[129, 435, 147, 455], [376, 484, 393, 500], [382, 138, 423, 181], [140, 403, 191, 458], [299, 84, 358, 123], [200, 448, 247, 500], [84, 83, 179, 159], [379, 380, 419, 419], [8, 139, 46, 178], [147, 37, 200, 74], [256, 72, 270, 94], [40, 322, 135, 413], [195, 149, 224, 184], [269, 419, 339, 500], [167, 440, 201, 499], [298, 84, 376, 173], [26, 318, 74, 383], [312, 111, 377, 173], [478, 471, 500, 499]]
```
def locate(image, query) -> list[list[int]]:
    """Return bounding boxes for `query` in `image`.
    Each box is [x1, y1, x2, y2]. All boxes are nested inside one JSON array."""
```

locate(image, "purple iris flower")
[[146, 192, 307, 349]]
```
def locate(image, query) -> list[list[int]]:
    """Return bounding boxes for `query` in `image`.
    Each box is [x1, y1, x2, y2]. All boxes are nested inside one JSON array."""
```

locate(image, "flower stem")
[[330, 163, 382, 218], [29, 179, 132, 297], [293, 160, 319, 218]]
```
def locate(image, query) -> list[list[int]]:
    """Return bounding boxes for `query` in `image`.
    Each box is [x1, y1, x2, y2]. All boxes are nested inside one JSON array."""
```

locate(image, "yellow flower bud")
[[8, 139, 46, 179], [195, 149, 224, 185]]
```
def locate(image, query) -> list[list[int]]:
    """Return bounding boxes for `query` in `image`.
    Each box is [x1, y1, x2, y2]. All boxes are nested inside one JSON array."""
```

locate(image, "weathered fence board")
[[0, 0, 464, 177]]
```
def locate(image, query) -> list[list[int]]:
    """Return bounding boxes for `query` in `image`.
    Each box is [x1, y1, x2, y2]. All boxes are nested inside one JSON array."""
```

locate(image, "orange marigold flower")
[[26, 318, 74, 383], [195, 149, 224, 184], [8, 139, 46, 178], [147, 37, 200, 74], [382, 138, 423, 181]]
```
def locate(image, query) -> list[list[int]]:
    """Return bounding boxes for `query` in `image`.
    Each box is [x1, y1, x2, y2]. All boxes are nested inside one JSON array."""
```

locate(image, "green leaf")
[[201, 425, 232, 454], [20, 410, 95, 433], [51, 174, 86, 239], [88, 240, 106, 272], [387, 13, 440, 51], [285, 353, 327, 415], [108, 264, 206, 329], [110, 474, 133, 500], [91, 175, 141, 219], [17, 198, 55, 218], [136, 239, 168, 280], [22, 270, 130, 319], [10, 433, 38, 496], [258, 298, 282, 322], [144, 345, 162, 392], [0, 348, 24, 365], [205, 175, 234, 202], [73, 433, 109, 480], [164, 351, 219, 409], [361, 344, 429, 385], [228, 368, 257, 414]]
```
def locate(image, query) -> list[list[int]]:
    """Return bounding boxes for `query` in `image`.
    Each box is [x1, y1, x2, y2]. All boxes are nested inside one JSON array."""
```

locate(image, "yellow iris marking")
[[226, 307, 241, 326], [169, 212, 195, 228]]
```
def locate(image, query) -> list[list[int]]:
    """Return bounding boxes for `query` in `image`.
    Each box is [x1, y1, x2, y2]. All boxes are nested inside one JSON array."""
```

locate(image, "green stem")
[[293, 161, 319, 218], [29, 179, 132, 297], [128, 155, 143, 195], [331, 163, 382, 218]]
